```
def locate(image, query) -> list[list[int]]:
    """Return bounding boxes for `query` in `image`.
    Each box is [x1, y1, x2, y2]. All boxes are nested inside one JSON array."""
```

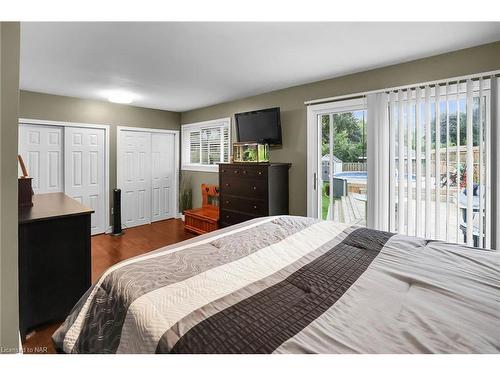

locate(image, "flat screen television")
[[235, 107, 282, 146]]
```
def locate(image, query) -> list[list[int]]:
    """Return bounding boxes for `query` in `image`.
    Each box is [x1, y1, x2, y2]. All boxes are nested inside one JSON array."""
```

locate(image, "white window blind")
[[182, 118, 231, 172], [189, 131, 201, 164], [387, 79, 491, 248]]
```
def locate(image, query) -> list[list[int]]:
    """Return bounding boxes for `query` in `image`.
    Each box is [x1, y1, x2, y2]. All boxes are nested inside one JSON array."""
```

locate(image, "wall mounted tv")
[[235, 107, 282, 146]]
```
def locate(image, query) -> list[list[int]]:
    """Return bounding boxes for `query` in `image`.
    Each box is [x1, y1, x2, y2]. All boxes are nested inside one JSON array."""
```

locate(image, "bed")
[[52, 216, 500, 354]]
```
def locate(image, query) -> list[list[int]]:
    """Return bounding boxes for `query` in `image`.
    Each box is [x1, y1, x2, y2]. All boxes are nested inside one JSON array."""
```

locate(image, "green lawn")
[[321, 191, 330, 220], [322, 182, 342, 220]]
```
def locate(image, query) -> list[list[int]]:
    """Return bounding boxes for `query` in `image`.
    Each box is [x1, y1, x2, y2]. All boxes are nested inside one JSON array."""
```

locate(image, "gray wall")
[[19, 91, 181, 225], [181, 41, 500, 214], [0, 22, 20, 354], [2, 38, 500, 352]]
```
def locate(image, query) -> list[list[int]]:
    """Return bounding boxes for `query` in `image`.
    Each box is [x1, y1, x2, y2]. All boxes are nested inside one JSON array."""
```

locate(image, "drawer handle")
[[253, 205, 257, 209], [234, 170, 239, 174], [222, 169, 226, 173], [225, 200, 230, 204], [258, 171, 262, 175], [225, 183, 230, 187], [243, 170, 247, 174], [225, 215, 230, 219], [252, 186, 257, 190]]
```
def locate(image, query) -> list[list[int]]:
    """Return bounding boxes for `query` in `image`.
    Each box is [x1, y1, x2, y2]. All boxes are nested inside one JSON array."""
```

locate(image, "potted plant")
[[179, 174, 193, 221]]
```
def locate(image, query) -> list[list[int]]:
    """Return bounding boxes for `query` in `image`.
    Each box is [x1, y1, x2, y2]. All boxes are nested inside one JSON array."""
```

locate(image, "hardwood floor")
[[22, 218, 195, 354]]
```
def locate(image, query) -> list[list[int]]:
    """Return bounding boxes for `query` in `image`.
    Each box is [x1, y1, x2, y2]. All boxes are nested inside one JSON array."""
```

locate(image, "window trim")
[[181, 117, 231, 173]]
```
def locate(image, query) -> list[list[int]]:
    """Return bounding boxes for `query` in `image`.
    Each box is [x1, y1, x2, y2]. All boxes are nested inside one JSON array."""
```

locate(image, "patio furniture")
[[458, 184, 483, 247], [459, 219, 484, 248]]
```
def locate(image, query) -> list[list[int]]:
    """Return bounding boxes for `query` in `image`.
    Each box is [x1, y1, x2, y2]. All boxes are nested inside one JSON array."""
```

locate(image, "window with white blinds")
[[181, 118, 231, 172], [388, 79, 491, 248]]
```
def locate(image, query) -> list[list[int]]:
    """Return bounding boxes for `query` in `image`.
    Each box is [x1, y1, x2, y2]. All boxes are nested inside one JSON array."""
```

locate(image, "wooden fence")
[[342, 162, 367, 172]]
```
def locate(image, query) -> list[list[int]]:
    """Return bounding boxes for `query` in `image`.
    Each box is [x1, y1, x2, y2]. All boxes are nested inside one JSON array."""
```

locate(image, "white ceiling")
[[20, 22, 500, 112]]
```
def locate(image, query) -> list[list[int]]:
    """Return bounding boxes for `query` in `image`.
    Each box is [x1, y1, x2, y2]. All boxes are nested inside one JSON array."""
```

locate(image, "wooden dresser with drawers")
[[18, 193, 93, 340], [218, 163, 291, 227]]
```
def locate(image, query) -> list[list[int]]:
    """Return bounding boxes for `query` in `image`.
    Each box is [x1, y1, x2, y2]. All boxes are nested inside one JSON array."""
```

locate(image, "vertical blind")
[[367, 93, 389, 231], [387, 79, 491, 248]]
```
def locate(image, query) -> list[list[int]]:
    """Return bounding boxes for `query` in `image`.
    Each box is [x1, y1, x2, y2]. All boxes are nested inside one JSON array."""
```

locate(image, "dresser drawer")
[[220, 195, 268, 216], [220, 176, 268, 199], [218, 163, 290, 223], [219, 164, 268, 179], [219, 209, 257, 227]]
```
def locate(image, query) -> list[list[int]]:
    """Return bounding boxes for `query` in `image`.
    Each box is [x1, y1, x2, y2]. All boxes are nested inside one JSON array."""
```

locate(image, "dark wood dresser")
[[18, 193, 94, 340], [218, 163, 291, 227]]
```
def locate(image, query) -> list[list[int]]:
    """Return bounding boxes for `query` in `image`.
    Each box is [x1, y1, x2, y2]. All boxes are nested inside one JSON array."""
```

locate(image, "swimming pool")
[[333, 171, 367, 181], [333, 171, 416, 183]]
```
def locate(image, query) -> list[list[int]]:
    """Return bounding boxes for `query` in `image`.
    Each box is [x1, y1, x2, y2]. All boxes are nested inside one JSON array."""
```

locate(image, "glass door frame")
[[306, 97, 367, 219]]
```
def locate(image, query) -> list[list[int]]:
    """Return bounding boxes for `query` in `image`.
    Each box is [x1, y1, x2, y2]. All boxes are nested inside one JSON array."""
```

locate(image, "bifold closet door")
[[18, 124, 64, 193], [151, 133, 175, 222], [119, 131, 152, 228], [64, 127, 106, 235]]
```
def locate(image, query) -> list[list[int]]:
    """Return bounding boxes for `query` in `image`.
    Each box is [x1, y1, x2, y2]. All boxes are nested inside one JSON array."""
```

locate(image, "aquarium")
[[232, 142, 269, 163]]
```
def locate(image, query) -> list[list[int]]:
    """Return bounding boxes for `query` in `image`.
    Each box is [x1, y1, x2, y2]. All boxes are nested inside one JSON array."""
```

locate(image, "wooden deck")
[[330, 194, 366, 226], [325, 193, 466, 245]]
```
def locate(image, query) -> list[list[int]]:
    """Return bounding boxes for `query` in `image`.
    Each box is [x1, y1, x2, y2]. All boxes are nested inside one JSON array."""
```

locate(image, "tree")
[[321, 112, 366, 162], [432, 102, 479, 148], [434, 112, 470, 147]]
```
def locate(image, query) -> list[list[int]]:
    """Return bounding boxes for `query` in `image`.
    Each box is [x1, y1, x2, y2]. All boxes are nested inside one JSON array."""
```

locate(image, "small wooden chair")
[[184, 184, 220, 235]]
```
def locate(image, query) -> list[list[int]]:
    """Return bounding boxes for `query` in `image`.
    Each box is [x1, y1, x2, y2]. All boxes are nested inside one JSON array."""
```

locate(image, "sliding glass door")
[[389, 80, 491, 248], [307, 77, 495, 250], [307, 98, 367, 226]]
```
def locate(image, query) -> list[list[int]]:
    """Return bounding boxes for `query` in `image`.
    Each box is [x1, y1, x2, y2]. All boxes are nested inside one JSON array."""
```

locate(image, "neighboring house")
[[322, 154, 343, 181]]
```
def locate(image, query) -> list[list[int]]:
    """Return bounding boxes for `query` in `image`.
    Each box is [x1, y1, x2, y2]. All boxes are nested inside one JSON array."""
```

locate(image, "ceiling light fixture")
[[105, 90, 135, 104]]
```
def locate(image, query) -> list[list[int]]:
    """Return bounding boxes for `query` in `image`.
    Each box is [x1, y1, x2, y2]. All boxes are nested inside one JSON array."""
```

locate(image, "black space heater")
[[111, 188, 124, 236]]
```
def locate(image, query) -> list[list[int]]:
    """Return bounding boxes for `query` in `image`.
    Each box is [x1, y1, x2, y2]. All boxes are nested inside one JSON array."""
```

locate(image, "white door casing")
[[151, 133, 175, 222], [18, 124, 64, 194], [119, 130, 152, 228], [64, 127, 106, 235]]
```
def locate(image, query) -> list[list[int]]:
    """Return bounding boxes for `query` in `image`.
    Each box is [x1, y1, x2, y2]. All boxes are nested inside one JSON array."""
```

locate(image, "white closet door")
[[119, 131, 152, 228], [151, 133, 175, 222], [64, 127, 106, 235], [18, 124, 63, 193]]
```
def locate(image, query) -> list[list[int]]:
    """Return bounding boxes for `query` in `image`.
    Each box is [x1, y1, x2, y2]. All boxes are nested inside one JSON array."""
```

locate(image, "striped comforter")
[[53, 216, 500, 354]]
